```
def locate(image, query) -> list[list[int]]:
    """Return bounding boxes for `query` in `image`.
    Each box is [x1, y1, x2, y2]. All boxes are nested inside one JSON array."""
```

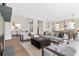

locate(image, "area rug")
[[3, 46, 15, 56], [20, 42, 42, 56]]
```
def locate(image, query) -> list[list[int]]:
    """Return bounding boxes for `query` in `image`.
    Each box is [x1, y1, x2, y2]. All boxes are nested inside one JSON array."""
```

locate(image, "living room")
[[1, 3, 79, 56]]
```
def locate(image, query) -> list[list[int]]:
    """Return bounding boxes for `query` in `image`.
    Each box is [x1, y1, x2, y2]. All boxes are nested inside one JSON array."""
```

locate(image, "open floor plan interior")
[[1, 3, 79, 56]]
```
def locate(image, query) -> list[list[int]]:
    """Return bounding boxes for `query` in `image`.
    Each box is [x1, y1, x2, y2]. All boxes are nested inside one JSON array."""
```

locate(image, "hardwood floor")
[[5, 37, 29, 56]]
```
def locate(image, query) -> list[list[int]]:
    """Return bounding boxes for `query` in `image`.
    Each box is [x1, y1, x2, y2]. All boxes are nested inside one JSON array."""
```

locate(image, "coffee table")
[[31, 37, 51, 56]]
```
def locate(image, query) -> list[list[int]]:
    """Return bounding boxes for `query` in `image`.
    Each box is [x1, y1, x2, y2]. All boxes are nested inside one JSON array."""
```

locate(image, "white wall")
[[11, 14, 30, 31], [4, 22, 11, 40]]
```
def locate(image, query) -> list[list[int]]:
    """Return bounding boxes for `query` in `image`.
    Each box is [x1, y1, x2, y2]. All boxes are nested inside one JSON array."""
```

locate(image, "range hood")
[[0, 3, 12, 22]]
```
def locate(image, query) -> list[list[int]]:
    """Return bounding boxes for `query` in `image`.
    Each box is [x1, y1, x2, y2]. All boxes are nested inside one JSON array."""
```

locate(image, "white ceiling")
[[7, 3, 79, 21]]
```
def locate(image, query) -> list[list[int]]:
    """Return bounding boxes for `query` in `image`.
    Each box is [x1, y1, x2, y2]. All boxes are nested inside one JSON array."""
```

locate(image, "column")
[[33, 20, 38, 34]]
